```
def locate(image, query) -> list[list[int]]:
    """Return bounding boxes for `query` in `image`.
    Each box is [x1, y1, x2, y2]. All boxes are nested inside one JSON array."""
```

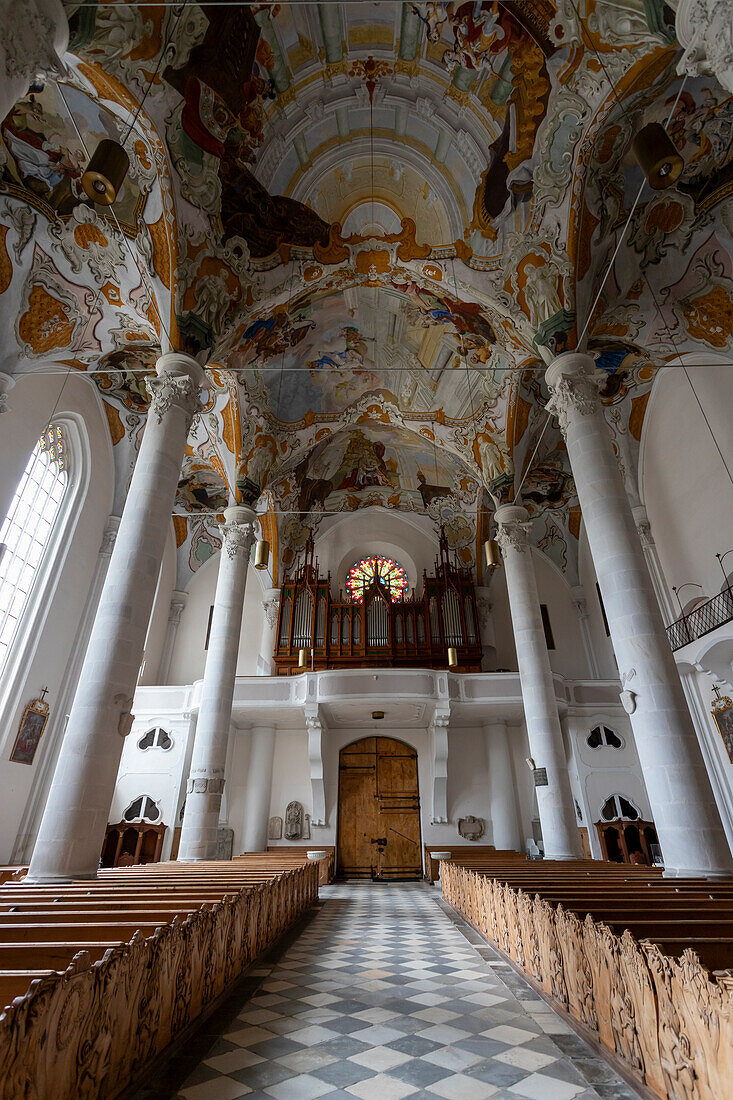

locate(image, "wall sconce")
[[672, 582, 703, 617], [631, 123, 683, 190], [254, 539, 270, 570], [483, 538, 501, 570], [715, 550, 733, 589], [81, 139, 130, 205], [447, 646, 458, 669]]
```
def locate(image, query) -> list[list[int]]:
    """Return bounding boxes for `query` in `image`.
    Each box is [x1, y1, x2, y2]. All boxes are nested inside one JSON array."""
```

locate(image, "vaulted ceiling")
[[1, 1, 731, 588]]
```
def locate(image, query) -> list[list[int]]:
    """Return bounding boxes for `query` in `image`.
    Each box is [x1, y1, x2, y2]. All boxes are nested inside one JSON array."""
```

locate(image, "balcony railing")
[[666, 587, 733, 650]]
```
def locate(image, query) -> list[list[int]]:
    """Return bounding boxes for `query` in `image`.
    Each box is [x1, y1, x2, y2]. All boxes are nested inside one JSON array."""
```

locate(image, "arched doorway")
[[337, 737, 422, 880]]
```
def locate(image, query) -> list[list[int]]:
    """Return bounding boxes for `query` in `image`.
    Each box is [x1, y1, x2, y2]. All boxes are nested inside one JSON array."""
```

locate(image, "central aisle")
[[168, 883, 639, 1100]]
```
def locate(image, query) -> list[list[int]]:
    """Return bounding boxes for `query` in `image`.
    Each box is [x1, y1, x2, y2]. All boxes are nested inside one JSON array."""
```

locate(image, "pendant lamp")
[[81, 139, 130, 205], [631, 123, 683, 190], [254, 539, 270, 570], [484, 538, 501, 570]]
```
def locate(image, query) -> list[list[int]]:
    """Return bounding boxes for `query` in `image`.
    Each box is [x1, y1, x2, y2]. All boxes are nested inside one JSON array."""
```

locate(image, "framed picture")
[[9, 696, 49, 765], [712, 693, 733, 767]]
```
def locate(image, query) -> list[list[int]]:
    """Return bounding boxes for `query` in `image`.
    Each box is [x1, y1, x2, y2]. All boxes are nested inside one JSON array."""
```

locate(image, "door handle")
[[371, 837, 387, 845]]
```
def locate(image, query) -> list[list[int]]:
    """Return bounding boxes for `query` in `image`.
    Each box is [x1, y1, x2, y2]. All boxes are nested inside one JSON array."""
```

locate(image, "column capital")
[[148, 352, 206, 426], [676, 0, 733, 94], [3, 0, 68, 86], [220, 504, 256, 559], [545, 352, 603, 436], [494, 504, 531, 554], [168, 590, 188, 624]]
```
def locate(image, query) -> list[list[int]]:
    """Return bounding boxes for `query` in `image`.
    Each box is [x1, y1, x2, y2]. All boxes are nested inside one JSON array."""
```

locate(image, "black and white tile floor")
[[142, 883, 641, 1100]]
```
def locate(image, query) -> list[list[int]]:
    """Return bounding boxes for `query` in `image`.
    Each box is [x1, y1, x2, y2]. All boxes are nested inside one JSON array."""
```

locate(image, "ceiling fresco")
[[0, 0, 729, 590]]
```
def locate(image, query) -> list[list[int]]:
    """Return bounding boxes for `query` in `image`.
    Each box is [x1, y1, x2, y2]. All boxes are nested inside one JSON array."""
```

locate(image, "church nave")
[[144, 884, 639, 1100]]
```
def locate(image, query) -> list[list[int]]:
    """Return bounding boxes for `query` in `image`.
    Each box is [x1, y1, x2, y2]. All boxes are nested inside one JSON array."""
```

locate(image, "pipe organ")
[[274, 534, 482, 673]]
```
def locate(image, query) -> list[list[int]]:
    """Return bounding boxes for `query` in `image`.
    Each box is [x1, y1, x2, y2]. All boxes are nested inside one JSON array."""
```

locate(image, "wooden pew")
[[262, 846, 337, 883], [423, 845, 525, 884], [0, 858, 319, 1100], [441, 856, 733, 1100]]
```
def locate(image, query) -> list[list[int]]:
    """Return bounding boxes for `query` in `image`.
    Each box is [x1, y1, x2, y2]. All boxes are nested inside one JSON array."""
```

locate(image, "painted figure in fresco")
[[335, 437, 392, 491]]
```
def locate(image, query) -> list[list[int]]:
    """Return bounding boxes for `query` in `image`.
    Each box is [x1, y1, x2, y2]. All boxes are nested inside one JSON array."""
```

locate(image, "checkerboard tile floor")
[[153, 883, 641, 1100]]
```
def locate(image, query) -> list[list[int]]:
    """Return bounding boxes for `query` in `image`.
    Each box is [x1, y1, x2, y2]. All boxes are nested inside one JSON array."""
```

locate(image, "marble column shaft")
[[484, 720, 522, 852], [546, 351, 731, 876], [26, 353, 205, 882], [241, 726, 276, 851], [178, 506, 255, 861], [495, 504, 581, 859]]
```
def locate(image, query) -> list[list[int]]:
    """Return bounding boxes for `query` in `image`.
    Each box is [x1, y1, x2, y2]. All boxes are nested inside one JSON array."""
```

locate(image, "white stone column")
[[546, 352, 732, 876], [257, 588, 280, 675], [241, 725, 276, 851], [494, 504, 581, 859], [26, 353, 205, 882], [484, 720, 522, 852], [157, 590, 188, 683], [178, 506, 256, 861]]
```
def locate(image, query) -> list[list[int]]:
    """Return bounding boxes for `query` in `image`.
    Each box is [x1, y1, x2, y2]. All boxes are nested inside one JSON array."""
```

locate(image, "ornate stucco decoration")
[[545, 371, 603, 437], [676, 0, 733, 94], [148, 374, 202, 427], [221, 520, 255, 560], [495, 519, 532, 555]]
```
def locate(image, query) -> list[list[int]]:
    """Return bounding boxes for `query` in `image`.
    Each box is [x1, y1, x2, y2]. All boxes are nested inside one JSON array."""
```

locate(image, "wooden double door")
[[337, 737, 422, 879]]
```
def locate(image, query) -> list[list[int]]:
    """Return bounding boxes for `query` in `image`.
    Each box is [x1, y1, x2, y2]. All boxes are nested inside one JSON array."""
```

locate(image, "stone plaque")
[[216, 827, 234, 861], [268, 815, 283, 840], [302, 813, 311, 840], [533, 767, 548, 787], [457, 815, 485, 841], [285, 800, 303, 840]]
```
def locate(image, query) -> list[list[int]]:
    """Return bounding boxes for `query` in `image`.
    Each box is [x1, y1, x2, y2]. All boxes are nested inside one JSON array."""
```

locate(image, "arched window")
[[137, 727, 173, 751], [601, 794, 641, 822], [123, 795, 161, 822], [0, 425, 69, 673], [346, 556, 408, 602], [587, 724, 624, 750]]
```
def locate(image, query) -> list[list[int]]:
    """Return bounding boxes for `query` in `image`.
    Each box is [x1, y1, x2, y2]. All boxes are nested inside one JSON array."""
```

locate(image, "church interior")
[[0, 1, 732, 1097]]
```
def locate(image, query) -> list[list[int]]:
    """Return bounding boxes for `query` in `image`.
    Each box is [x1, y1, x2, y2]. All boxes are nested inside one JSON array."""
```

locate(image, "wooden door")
[[337, 737, 422, 879]]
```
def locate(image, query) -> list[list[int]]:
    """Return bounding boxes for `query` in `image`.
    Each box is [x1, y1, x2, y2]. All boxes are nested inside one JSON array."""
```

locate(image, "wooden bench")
[[423, 845, 525, 884], [441, 856, 733, 1100], [0, 858, 320, 1100]]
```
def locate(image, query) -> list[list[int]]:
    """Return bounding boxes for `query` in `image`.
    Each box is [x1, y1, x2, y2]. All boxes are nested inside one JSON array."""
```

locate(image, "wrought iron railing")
[[666, 587, 733, 650]]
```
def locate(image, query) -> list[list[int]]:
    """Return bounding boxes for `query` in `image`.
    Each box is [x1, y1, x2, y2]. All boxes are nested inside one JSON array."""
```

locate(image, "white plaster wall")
[[532, 550, 591, 679], [578, 528, 618, 678], [138, 526, 176, 686], [0, 373, 113, 862], [641, 366, 733, 601], [313, 508, 439, 595], [167, 552, 267, 684]]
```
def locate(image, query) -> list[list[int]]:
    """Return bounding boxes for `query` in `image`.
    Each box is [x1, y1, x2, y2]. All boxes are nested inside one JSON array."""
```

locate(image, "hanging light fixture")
[[298, 648, 310, 669], [254, 539, 270, 570], [81, 139, 130, 205], [447, 647, 458, 669], [484, 538, 501, 570], [631, 123, 683, 190]]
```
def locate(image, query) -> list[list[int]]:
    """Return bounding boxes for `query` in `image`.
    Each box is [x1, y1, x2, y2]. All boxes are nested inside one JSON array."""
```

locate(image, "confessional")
[[101, 822, 166, 867]]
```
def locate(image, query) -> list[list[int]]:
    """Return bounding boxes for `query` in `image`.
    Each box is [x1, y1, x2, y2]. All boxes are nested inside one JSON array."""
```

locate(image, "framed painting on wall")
[[711, 692, 733, 766], [9, 695, 49, 765]]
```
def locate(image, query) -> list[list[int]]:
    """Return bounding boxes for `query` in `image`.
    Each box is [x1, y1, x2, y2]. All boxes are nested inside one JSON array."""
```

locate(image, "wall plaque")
[[533, 767, 548, 787]]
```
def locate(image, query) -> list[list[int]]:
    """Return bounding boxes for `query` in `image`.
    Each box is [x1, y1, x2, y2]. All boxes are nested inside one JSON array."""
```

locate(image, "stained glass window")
[[346, 556, 408, 603], [0, 424, 69, 672]]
